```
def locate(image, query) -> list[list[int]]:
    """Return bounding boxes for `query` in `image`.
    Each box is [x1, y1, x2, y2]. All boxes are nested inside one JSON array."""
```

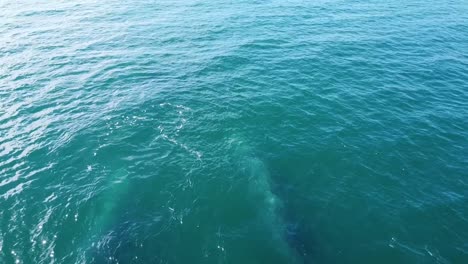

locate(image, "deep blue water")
[[1, 0, 468, 263]]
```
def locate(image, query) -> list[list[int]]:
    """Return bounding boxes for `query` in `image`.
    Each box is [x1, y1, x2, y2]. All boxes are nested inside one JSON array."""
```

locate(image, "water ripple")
[[1, 0, 468, 263]]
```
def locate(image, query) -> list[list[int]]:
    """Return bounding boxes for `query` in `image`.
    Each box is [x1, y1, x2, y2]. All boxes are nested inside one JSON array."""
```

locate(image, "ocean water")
[[1, 0, 468, 263]]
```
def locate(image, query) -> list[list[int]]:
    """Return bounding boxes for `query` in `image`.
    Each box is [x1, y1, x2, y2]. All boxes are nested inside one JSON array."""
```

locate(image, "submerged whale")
[[76, 168, 130, 263], [232, 138, 313, 263], [76, 138, 313, 263]]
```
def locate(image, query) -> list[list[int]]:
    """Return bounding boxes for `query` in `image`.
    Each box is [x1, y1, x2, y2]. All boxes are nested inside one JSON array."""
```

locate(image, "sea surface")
[[1, 0, 468, 263]]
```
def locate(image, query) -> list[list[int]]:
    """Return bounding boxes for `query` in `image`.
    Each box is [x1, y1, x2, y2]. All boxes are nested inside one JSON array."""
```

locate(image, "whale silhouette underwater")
[[234, 139, 315, 264], [77, 139, 314, 263]]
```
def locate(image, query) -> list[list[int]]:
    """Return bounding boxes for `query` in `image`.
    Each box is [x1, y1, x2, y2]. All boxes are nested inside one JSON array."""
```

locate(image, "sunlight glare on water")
[[1, 0, 468, 263]]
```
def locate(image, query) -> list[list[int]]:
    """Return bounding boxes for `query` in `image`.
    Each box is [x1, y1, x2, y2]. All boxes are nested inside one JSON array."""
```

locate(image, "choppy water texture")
[[1, 0, 468, 263]]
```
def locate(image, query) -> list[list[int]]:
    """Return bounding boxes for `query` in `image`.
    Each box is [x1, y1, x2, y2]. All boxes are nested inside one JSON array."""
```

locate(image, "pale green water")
[[1, 0, 468, 263]]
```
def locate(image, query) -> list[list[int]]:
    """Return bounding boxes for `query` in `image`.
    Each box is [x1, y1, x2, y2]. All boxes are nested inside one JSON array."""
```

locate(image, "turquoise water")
[[1, 0, 468, 263]]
